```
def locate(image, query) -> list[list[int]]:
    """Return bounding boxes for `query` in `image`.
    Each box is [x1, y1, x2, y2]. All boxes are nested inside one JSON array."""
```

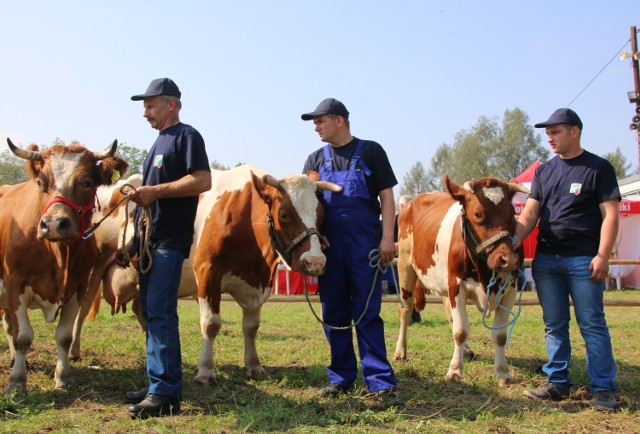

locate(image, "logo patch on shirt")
[[569, 183, 582, 195], [154, 155, 164, 169]]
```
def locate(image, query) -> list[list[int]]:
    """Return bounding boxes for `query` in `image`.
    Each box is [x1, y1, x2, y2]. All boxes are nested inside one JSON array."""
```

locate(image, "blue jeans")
[[139, 248, 184, 399], [532, 253, 617, 392]]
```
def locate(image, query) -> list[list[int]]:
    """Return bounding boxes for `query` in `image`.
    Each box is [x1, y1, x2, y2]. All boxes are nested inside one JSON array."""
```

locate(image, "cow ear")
[[23, 144, 43, 179], [96, 156, 130, 186], [250, 170, 274, 205], [443, 174, 466, 202]]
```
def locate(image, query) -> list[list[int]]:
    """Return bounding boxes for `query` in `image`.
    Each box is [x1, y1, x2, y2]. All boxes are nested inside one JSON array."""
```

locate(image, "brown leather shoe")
[[128, 394, 181, 419]]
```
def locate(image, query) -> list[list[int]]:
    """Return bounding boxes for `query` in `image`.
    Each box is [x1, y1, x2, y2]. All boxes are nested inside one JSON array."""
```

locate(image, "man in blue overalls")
[[301, 98, 398, 405]]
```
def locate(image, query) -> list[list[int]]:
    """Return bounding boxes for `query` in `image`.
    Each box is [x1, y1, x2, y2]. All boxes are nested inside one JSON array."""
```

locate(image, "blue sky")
[[2, 1, 638, 185]]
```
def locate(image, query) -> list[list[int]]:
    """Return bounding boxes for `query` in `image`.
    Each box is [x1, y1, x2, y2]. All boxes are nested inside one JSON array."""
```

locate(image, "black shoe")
[[523, 382, 570, 401], [319, 383, 353, 398], [128, 394, 181, 419], [124, 387, 149, 404], [592, 390, 617, 412], [370, 387, 401, 407]]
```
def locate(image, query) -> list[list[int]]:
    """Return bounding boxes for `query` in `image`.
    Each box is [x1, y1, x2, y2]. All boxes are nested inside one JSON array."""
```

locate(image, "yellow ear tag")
[[111, 170, 121, 183]]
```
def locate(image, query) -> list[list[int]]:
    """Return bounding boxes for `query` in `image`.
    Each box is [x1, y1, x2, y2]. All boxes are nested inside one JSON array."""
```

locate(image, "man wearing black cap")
[[301, 98, 399, 406], [118, 78, 211, 418], [515, 108, 619, 411]]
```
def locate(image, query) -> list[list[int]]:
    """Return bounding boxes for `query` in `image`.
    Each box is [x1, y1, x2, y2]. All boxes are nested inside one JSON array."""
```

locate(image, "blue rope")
[[368, 250, 405, 308], [480, 265, 527, 350]]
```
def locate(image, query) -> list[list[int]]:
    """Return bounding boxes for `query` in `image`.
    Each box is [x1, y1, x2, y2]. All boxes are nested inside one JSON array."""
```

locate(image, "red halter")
[[43, 196, 96, 240]]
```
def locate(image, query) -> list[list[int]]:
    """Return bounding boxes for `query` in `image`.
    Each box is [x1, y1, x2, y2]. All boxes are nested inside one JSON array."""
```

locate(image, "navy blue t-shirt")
[[137, 122, 210, 258], [302, 137, 397, 214], [530, 150, 620, 257]]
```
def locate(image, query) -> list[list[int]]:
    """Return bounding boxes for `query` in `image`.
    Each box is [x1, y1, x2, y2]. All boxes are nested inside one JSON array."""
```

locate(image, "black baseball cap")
[[534, 108, 583, 130], [301, 98, 349, 121], [131, 78, 181, 101]]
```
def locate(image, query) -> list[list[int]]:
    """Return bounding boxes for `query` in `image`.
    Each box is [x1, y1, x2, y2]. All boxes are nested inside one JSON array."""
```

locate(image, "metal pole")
[[630, 26, 640, 169]]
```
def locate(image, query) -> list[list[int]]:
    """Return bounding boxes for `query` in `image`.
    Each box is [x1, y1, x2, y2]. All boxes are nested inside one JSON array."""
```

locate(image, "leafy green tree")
[[422, 108, 549, 189], [602, 147, 632, 179], [0, 150, 28, 184], [400, 161, 430, 196], [210, 160, 230, 170], [115, 142, 147, 176]]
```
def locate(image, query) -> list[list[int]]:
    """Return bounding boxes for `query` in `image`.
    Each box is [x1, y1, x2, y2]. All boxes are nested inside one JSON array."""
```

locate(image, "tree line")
[[1, 108, 634, 191]]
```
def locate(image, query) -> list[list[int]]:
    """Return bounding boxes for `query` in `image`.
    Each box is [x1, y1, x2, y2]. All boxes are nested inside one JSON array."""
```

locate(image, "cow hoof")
[[394, 352, 407, 361], [5, 381, 26, 395], [445, 373, 462, 382], [246, 366, 266, 379], [498, 377, 512, 387], [54, 376, 75, 390], [195, 373, 217, 386]]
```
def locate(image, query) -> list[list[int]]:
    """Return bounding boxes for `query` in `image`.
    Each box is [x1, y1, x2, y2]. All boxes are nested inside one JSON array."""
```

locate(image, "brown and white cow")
[[69, 174, 142, 360], [394, 174, 528, 386], [0, 138, 128, 394], [97, 164, 340, 383]]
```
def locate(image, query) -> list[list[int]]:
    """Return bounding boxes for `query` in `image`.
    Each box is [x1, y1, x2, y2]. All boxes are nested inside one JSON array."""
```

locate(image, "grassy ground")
[[1, 289, 639, 433]]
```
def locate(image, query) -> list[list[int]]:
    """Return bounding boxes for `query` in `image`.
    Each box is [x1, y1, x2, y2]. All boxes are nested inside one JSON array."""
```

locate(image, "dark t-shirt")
[[302, 137, 397, 214], [138, 122, 210, 258], [530, 150, 620, 256]]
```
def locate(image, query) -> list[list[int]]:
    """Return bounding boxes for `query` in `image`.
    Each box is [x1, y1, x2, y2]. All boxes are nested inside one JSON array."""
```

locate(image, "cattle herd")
[[0, 139, 528, 395]]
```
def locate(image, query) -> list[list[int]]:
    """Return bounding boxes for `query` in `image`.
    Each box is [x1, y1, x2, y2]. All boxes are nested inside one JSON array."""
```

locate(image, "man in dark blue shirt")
[[118, 78, 211, 418], [515, 108, 619, 411]]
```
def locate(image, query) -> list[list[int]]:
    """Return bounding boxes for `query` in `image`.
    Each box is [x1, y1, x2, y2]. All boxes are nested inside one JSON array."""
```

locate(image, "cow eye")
[[278, 210, 289, 222], [82, 179, 94, 189], [36, 179, 45, 190]]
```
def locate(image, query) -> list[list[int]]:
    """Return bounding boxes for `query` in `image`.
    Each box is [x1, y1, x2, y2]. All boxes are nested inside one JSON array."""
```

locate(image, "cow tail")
[[414, 280, 426, 312], [87, 285, 102, 321]]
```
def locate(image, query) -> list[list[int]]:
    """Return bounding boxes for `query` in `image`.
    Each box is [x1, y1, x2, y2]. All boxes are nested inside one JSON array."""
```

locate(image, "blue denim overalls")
[[318, 140, 396, 392]]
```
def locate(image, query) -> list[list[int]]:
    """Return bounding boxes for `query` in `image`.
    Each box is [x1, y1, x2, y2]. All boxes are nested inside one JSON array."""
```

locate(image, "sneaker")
[[319, 383, 352, 398], [370, 387, 401, 407], [523, 382, 570, 401], [592, 390, 617, 412]]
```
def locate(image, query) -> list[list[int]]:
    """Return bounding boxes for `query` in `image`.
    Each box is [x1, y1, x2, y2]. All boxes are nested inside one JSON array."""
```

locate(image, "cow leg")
[[54, 297, 81, 390], [5, 303, 33, 394], [445, 293, 470, 382], [1, 310, 16, 366], [394, 255, 418, 361], [195, 296, 222, 385], [241, 305, 265, 379], [492, 287, 516, 386], [443, 296, 475, 362], [70, 270, 104, 360]]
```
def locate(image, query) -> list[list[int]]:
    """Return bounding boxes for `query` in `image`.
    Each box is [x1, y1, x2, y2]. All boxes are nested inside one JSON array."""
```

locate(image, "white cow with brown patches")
[[0, 138, 128, 394], [394, 175, 528, 386]]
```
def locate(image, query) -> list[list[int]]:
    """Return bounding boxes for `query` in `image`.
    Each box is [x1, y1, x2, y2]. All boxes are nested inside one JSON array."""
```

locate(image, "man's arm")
[[379, 187, 396, 264], [514, 197, 540, 250], [131, 169, 212, 206], [590, 199, 619, 281]]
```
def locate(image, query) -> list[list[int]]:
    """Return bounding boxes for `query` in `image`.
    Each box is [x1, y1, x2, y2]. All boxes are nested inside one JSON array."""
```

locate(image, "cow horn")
[[508, 182, 530, 194], [262, 174, 282, 189], [316, 181, 343, 192], [93, 139, 118, 160], [463, 181, 475, 193], [7, 138, 43, 161]]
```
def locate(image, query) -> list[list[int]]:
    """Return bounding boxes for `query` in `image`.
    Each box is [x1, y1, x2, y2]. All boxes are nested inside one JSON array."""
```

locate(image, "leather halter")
[[460, 207, 512, 260], [266, 210, 320, 267], [43, 196, 96, 240]]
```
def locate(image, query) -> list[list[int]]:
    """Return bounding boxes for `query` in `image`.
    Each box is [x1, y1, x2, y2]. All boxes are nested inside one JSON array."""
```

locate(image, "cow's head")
[[444, 174, 529, 271], [251, 171, 341, 276], [8, 138, 129, 242]]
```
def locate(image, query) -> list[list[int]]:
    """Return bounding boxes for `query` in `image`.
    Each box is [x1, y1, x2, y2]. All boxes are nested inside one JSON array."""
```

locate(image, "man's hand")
[[589, 254, 610, 282]]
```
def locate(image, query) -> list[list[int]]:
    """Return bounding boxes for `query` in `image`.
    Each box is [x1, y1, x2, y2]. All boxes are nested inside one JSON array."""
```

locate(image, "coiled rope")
[[304, 248, 403, 330]]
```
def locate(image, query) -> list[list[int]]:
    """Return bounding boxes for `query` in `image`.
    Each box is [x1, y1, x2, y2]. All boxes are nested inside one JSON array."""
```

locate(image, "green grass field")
[[1, 290, 639, 433]]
